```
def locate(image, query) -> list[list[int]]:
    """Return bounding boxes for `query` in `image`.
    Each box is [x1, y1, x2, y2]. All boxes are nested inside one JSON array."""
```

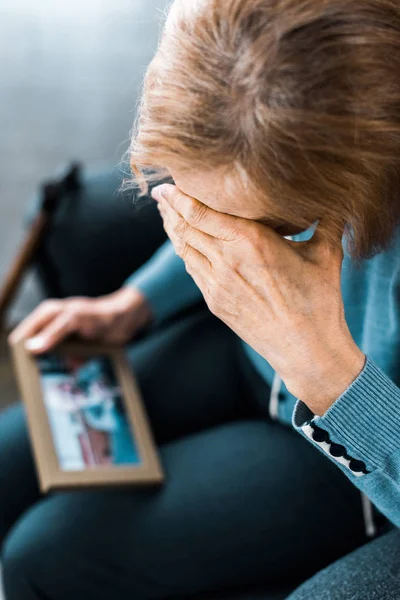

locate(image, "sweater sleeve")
[[292, 355, 400, 528], [123, 240, 203, 323]]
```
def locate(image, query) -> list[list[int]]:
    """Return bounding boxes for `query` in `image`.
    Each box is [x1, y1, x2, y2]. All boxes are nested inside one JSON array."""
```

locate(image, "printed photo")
[[38, 354, 142, 471]]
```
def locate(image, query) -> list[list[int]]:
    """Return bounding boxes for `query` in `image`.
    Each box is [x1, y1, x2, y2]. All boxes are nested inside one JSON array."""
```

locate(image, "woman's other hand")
[[8, 286, 152, 354]]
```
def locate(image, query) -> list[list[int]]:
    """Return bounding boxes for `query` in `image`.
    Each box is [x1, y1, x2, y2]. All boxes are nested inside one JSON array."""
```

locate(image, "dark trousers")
[[0, 308, 373, 600], [0, 174, 396, 599]]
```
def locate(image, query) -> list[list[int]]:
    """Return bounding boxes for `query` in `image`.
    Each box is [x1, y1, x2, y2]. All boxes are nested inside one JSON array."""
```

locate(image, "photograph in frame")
[[11, 340, 164, 492]]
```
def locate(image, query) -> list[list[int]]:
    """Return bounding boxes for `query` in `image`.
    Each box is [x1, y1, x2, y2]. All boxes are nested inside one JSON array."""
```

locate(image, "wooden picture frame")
[[10, 339, 164, 493]]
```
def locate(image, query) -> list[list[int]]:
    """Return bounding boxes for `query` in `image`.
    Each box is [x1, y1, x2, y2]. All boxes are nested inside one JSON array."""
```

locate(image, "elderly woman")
[[1, 1, 400, 599]]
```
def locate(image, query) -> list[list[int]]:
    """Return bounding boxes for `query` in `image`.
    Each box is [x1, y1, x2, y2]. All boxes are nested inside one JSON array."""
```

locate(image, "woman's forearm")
[[124, 240, 203, 323]]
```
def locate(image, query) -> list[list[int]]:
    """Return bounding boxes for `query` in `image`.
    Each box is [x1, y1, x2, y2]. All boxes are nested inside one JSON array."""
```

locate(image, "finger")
[[175, 243, 211, 294], [24, 311, 78, 354], [152, 183, 241, 241], [154, 184, 294, 260], [159, 203, 213, 277], [158, 199, 222, 263], [8, 300, 63, 345]]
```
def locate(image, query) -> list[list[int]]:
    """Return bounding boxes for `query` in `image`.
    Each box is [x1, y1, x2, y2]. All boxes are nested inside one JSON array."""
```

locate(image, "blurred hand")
[[8, 286, 152, 354]]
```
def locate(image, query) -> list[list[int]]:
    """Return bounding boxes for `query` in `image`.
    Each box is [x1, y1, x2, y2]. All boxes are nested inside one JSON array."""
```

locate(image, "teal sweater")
[[126, 225, 400, 530]]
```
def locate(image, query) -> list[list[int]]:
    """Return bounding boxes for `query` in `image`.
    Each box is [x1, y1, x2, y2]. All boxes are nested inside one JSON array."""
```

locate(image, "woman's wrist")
[[114, 285, 154, 330], [285, 342, 366, 417]]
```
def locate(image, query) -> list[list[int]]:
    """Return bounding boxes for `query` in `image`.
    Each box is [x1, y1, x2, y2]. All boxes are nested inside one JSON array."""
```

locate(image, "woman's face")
[[168, 166, 311, 237]]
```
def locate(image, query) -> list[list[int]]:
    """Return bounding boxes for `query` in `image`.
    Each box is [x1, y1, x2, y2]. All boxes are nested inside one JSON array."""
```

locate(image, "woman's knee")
[[3, 497, 97, 600], [2, 494, 73, 600], [2, 529, 40, 600], [0, 404, 39, 545], [1, 492, 154, 600]]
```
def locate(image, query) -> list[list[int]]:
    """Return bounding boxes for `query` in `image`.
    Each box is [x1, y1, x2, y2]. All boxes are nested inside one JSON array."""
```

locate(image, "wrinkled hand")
[[152, 183, 365, 415], [9, 286, 152, 354]]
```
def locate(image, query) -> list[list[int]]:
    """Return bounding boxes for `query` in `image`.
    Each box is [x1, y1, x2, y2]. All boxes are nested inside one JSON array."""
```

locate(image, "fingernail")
[[151, 185, 169, 202], [25, 337, 45, 351]]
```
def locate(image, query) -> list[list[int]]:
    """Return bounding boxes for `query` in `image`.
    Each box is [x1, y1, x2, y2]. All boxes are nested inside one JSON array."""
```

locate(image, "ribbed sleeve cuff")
[[293, 356, 400, 471]]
